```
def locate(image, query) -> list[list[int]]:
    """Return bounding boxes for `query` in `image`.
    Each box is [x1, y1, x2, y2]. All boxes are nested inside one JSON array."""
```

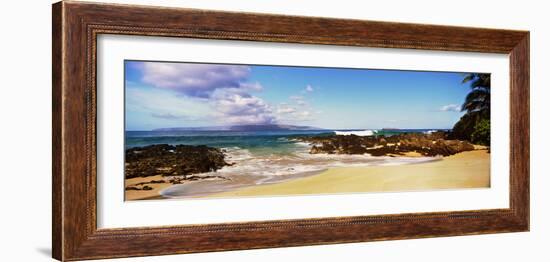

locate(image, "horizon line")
[[125, 127, 453, 132]]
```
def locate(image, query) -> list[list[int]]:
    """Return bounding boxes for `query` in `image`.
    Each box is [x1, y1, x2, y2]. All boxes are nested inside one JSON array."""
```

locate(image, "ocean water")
[[126, 130, 331, 155], [126, 129, 443, 181], [126, 129, 442, 151]]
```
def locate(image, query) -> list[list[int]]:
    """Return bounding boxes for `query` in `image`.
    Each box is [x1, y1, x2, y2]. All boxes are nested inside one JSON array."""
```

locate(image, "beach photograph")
[[124, 60, 491, 201]]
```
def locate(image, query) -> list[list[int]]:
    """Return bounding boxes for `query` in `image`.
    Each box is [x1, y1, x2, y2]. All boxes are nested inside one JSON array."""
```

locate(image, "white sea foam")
[[162, 146, 441, 198], [210, 146, 438, 181], [293, 141, 312, 147], [334, 130, 377, 136], [222, 147, 253, 161]]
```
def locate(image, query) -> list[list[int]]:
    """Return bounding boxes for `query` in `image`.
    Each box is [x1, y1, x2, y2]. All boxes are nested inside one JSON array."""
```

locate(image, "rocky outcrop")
[[168, 174, 229, 185], [125, 144, 230, 179], [132, 180, 166, 186], [298, 132, 475, 157], [125, 185, 153, 191]]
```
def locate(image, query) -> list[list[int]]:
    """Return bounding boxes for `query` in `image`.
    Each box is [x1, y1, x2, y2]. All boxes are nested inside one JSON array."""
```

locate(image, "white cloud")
[[126, 87, 210, 117], [139, 62, 257, 98], [125, 86, 212, 129], [131, 62, 323, 127], [133, 61, 277, 126], [276, 108, 316, 123], [439, 104, 462, 112], [289, 95, 308, 106], [276, 105, 296, 114], [289, 110, 314, 121], [239, 81, 263, 91], [294, 111, 312, 120], [151, 113, 189, 120], [211, 89, 275, 125], [277, 92, 319, 123]]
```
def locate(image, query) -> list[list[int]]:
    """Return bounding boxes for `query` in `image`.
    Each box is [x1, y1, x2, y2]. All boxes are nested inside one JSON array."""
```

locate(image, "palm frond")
[[462, 74, 475, 84], [461, 73, 491, 114], [462, 100, 488, 112], [464, 89, 489, 103], [470, 75, 490, 89]]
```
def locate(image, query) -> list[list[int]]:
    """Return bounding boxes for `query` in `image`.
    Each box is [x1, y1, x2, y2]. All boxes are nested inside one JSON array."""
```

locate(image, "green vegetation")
[[451, 73, 491, 145], [471, 119, 490, 146]]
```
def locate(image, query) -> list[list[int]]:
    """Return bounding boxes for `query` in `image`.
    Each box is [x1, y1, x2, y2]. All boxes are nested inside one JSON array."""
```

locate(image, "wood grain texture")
[[52, 1, 530, 261], [509, 35, 530, 226], [52, 2, 63, 260]]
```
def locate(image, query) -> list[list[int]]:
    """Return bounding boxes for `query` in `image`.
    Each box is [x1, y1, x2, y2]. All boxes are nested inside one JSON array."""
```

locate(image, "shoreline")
[[125, 149, 489, 200], [158, 169, 326, 199], [208, 149, 490, 198]]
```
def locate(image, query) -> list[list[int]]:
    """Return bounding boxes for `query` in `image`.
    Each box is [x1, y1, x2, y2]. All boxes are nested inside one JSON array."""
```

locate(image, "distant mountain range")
[[153, 124, 326, 132]]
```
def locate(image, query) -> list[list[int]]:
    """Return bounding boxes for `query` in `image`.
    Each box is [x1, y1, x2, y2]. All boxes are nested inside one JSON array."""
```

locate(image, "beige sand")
[[210, 150, 490, 198], [125, 175, 172, 201]]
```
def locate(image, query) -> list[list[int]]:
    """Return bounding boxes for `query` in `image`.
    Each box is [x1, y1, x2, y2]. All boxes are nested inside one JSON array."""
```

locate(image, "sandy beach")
[[209, 149, 490, 198], [125, 175, 173, 200], [125, 148, 490, 200]]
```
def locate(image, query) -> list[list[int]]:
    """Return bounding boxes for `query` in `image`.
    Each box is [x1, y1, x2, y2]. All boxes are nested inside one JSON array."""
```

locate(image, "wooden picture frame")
[[52, 1, 529, 261]]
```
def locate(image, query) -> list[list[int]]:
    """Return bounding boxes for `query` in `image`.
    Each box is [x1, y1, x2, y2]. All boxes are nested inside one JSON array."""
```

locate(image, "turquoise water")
[[125, 129, 442, 155], [126, 130, 331, 155]]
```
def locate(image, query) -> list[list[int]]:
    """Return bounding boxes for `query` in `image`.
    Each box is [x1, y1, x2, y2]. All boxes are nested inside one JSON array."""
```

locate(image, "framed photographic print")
[[52, 1, 529, 261]]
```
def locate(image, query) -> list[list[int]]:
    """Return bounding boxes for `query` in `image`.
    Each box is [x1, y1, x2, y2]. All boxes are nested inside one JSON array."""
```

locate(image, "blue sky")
[[125, 60, 472, 131]]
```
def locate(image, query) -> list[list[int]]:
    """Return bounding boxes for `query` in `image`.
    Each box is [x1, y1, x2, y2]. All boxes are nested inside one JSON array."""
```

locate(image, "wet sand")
[[159, 170, 324, 199], [125, 169, 324, 200]]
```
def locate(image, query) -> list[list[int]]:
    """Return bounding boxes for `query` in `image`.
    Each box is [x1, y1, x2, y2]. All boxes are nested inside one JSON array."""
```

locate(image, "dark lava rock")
[[133, 180, 166, 186], [125, 144, 230, 179], [365, 146, 402, 156], [125, 185, 154, 191], [298, 132, 474, 157], [301, 135, 376, 155]]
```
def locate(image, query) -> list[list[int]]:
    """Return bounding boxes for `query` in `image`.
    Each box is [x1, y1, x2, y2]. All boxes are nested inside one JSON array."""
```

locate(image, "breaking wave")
[[201, 146, 439, 184], [334, 130, 378, 136]]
